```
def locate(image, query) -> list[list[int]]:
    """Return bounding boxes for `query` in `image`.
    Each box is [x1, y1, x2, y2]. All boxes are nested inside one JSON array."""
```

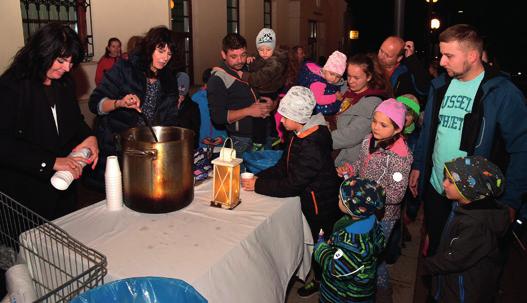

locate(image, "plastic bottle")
[[50, 148, 91, 190]]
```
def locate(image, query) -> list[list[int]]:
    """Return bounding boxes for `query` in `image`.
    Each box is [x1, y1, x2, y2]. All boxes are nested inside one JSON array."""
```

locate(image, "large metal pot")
[[120, 126, 194, 213]]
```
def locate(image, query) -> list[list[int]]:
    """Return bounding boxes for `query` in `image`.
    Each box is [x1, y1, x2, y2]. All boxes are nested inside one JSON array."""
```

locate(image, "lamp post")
[[430, 18, 440, 30], [429, 17, 441, 60], [425, 0, 439, 62]]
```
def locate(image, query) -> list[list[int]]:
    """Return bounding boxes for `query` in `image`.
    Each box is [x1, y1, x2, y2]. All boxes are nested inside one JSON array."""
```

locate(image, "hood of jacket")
[[455, 198, 510, 238], [298, 113, 327, 136]]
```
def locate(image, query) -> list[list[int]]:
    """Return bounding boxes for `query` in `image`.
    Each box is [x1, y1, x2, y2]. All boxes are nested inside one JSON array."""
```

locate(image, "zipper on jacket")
[[286, 136, 294, 174], [434, 275, 442, 301], [458, 275, 465, 303], [310, 191, 319, 215]]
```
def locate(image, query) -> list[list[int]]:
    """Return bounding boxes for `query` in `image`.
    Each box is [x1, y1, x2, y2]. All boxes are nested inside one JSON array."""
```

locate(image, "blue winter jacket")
[[413, 65, 527, 210]]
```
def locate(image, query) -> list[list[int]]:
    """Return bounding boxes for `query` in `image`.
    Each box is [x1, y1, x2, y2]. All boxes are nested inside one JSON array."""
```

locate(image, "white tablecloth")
[[53, 180, 314, 303]]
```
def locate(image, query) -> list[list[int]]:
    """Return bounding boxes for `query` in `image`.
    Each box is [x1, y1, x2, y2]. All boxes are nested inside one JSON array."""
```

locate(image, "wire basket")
[[0, 191, 107, 302]]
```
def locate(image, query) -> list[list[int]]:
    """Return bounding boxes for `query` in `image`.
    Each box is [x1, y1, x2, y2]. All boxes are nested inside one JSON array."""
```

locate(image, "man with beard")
[[409, 24, 527, 257], [207, 33, 274, 157]]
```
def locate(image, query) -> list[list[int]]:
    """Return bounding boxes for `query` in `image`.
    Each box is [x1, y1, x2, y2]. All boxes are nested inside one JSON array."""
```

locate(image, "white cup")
[[50, 148, 91, 190], [241, 172, 254, 180], [50, 171, 75, 191], [105, 156, 121, 175]]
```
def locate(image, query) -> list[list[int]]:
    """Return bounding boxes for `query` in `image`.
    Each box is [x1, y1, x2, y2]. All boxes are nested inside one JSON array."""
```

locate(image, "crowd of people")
[[1, 21, 526, 303]]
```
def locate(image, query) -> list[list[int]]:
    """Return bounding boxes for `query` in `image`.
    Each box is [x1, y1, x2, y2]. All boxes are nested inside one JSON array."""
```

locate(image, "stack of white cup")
[[105, 156, 123, 211]]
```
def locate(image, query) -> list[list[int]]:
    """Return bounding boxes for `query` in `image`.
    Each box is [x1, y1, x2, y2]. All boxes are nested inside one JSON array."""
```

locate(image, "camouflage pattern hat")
[[277, 86, 316, 124], [444, 156, 505, 201], [339, 177, 385, 218]]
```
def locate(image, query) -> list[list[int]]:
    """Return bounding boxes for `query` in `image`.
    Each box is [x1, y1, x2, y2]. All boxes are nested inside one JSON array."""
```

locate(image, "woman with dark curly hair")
[[87, 26, 180, 191], [0, 23, 99, 219]]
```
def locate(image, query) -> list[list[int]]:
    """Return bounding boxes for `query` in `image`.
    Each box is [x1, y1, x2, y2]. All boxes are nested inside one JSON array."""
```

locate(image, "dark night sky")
[[346, 0, 526, 76]]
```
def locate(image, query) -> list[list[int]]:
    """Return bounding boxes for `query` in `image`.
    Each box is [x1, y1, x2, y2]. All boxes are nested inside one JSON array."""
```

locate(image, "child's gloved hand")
[[314, 228, 325, 250], [336, 163, 353, 178]]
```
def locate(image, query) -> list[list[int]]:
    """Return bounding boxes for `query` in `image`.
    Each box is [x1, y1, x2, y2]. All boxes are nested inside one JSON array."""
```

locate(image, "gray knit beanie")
[[176, 72, 190, 96], [278, 86, 316, 124], [256, 28, 276, 50]]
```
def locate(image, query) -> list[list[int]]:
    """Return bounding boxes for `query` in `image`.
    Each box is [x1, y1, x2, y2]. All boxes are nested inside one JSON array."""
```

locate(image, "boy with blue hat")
[[424, 155, 510, 303], [314, 177, 386, 303]]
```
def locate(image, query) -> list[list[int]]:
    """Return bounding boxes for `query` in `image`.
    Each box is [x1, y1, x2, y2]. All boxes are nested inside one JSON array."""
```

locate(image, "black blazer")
[[0, 74, 93, 219]]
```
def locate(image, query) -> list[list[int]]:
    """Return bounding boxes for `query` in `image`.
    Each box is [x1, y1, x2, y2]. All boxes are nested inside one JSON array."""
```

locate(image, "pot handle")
[[124, 148, 157, 160]]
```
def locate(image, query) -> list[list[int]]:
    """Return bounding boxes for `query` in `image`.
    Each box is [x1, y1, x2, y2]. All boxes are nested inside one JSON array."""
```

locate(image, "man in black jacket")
[[378, 36, 431, 106], [207, 33, 274, 158]]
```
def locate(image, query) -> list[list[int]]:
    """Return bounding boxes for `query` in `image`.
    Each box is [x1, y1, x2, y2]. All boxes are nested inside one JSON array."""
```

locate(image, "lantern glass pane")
[[231, 165, 240, 203], [213, 165, 232, 204]]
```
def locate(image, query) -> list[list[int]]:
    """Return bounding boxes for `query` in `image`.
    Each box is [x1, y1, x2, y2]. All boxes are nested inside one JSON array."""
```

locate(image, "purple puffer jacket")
[[346, 134, 413, 221]]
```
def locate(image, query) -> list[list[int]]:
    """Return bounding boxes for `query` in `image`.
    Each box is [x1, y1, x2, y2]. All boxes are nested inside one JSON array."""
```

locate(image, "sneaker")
[[297, 280, 319, 298]]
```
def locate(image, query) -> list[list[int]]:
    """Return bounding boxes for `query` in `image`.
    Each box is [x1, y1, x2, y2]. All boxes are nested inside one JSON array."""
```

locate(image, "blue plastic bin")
[[243, 150, 283, 174], [71, 277, 207, 303]]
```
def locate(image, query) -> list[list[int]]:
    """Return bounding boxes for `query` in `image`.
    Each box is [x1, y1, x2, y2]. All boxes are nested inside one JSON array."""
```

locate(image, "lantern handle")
[[219, 137, 236, 161], [223, 137, 234, 149]]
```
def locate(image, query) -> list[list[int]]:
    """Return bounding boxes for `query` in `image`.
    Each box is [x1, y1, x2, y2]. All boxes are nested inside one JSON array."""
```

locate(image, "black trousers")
[[423, 182, 453, 256]]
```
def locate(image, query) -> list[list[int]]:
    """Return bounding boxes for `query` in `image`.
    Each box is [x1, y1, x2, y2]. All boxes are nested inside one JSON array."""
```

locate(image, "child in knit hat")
[[424, 155, 510, 303], [297, 50, 347, 115], [396, 94, 420, 137], [245, 28, 288, 151], [336, 98, 413, 299], [241, 86, 342, 297], [314, 177, 385, 303]]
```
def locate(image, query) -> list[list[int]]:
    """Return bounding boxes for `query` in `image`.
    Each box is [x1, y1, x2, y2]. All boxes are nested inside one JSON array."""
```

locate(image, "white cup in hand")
[[241, 172, 254, 180]]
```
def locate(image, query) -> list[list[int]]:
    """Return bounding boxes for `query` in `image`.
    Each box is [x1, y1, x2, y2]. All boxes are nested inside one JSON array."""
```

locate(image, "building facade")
[[0, 0, 345, 125]]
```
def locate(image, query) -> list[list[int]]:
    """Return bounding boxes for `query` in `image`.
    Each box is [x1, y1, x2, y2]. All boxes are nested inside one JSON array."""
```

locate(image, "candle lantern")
[[210, 138, 243, 209]]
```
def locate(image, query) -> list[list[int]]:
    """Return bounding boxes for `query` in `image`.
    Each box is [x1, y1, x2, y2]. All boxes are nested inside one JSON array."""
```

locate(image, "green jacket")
[[314, 215, 384, 302]]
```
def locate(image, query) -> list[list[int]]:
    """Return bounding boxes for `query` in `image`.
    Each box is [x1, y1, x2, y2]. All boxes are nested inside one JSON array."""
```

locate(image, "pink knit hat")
[[375, 98, 407, 129], [323, 50, 347, 76]]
